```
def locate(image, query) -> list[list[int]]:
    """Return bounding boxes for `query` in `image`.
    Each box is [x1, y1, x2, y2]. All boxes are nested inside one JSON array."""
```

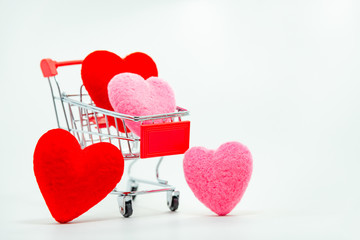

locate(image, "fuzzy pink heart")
[[183, 142, 253, 216], [108, 73, 176, 136]]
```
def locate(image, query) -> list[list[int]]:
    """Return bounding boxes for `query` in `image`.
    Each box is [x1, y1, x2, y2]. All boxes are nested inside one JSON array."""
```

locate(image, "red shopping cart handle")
[[41, 59, 83, 78]]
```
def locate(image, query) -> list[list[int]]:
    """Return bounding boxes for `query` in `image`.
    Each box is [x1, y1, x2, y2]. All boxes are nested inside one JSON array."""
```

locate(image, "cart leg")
[[167, 190, 180, 211], [117, 195, 133, 218], [127, 179, 139, 200]]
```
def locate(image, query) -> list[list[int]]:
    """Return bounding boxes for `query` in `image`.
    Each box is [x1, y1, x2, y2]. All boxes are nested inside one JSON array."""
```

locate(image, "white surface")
[[1, 0, 360, 239]]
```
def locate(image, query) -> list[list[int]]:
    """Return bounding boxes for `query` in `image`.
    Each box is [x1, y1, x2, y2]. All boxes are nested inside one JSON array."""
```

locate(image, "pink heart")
[[108, 73, 176, 136], [183, 142, 253, 216]]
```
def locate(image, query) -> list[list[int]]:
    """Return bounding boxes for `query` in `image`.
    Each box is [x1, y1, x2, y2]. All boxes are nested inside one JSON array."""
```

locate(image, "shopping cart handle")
[[40, 58, 83, 78]]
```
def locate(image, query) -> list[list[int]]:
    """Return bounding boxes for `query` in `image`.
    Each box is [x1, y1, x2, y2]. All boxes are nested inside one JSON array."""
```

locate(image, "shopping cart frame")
[[40, 58, 190, 217]]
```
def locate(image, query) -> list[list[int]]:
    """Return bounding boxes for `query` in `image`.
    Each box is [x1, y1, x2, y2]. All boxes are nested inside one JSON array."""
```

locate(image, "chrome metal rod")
[[57, 96, 190, 122], [47, 77, 60, 128], [156, 157, 168, 184], [127, 158, 139, 176], [54, 77, 70, 130], [84, 108, 94, 144], [111, 187, 175, 196], [66, 128, 138, 141], [93, 112, 102, 142]]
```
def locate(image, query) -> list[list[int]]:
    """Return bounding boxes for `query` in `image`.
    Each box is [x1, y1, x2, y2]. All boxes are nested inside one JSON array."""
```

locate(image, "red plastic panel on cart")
[[140, 121, 190, 158]]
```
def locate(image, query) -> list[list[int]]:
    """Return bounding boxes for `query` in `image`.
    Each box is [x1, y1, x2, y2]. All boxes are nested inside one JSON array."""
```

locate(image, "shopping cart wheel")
[[167, 191, 180, 211], [118, 195, 133, 218], [123, 200, 133, 218]]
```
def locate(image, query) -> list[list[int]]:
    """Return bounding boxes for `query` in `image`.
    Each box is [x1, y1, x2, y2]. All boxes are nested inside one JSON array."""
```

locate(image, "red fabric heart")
[[33, 129, 124, 223], [81, 50, 158, 131]]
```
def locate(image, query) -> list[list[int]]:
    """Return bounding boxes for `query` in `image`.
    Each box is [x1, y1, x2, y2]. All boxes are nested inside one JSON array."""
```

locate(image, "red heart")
[[33, 129, 124, 223], [81, 50, 158, 131]]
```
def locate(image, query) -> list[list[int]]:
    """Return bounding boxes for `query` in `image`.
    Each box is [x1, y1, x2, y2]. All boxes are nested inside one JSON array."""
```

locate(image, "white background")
[[1, 0, 360, 239]]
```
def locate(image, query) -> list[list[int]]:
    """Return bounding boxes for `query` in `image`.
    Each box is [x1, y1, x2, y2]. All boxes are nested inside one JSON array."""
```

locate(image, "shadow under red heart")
[[33, 129, 124, 223]]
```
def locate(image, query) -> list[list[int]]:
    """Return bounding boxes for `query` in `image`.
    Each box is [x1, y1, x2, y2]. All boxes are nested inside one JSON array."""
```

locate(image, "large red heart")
[[81, 50, 158, 131], [33, 129, 124, 223]]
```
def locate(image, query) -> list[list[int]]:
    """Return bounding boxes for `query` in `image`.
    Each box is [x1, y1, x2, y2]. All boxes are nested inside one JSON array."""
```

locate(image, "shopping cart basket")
[[40, 58, 191, 217]]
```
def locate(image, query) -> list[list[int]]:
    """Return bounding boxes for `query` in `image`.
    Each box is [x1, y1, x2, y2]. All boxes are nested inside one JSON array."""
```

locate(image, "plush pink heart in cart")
[[183, 142, 253, 216], [108, 72, 176, 136]]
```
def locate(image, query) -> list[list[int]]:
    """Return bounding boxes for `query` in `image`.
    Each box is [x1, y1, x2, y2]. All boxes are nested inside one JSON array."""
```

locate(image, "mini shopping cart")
[[40, 58, 190, 217]]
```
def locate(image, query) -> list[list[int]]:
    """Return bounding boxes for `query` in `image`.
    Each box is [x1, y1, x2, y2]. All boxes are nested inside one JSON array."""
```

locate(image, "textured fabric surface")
[[33, 129, 124, 223], [183, 142, 253, 216], [81, 50, 158, 131], [108, 73, 176, 136]]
